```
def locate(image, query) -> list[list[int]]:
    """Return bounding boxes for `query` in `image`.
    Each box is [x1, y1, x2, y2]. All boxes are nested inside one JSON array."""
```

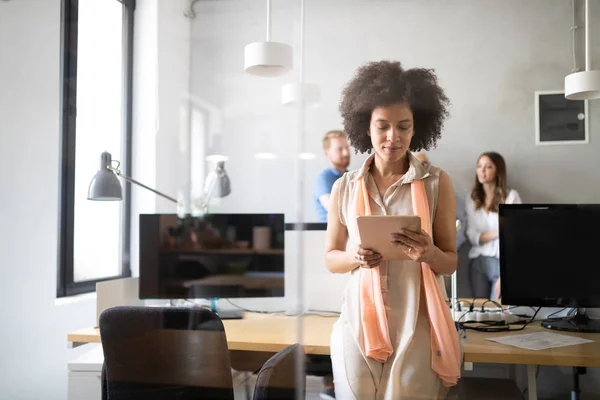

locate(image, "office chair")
[[253, 344, 305, 400], [99, 306, 234, 400]]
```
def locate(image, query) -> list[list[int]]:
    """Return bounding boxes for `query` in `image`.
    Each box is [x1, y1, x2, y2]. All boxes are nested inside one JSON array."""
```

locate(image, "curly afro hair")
[[339, 60, 450, 154]]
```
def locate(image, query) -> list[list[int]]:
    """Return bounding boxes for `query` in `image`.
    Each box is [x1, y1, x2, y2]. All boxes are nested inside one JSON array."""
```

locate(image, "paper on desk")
[[486, 332, 593, 351]]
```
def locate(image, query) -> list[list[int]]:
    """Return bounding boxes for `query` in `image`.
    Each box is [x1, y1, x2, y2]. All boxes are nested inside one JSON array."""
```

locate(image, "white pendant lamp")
[[298, 152, 316, 160], [206, 134, 228, 162], [282, 82, 320, 108], [281, 0, 321, 107], [254, 152, 278, 160], [253, 130, 279, 160], [244, 0, 293, 77], [565, 0, 600, 100]]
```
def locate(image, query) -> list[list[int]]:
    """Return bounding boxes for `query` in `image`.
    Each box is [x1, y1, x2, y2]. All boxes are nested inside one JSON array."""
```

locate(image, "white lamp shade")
[[244, 41, 293, 77], [88, 152, 123, 201], [88, 169, 122, 201], [281, 82, 320, 107], [565, 70, 600, 100], [206, 154, 229, 162], [206, 134, 229, 162], [204, 161, 231, 198], [254, 152, 278, 160], [298, 152, 316, 160]]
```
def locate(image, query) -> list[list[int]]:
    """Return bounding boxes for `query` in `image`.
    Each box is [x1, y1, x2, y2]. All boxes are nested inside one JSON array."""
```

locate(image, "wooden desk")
[[462, 324, 600, 367], [67, 313, 600, 363], [67, 313, 331, 354], [67, 312, 600, 400]]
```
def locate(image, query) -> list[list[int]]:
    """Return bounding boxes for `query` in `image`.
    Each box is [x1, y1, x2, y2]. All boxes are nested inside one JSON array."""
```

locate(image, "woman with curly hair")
[[466, 152, 521, 300], [325, 60, 461, 399]]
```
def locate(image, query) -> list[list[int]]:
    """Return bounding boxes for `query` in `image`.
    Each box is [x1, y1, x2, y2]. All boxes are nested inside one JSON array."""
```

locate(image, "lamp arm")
[[201, 176, 217, 212], [110, 167, 178, 204]]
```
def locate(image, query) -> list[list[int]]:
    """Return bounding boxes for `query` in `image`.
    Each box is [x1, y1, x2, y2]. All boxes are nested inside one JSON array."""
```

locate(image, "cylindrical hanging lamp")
[[565, 0, 600, 100], [244, 0, 293, 77]]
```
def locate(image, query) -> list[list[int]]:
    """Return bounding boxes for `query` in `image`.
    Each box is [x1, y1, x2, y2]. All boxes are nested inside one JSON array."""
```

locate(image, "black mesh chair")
[[253, 344, 305, 400], [99, 306, 234, 400]]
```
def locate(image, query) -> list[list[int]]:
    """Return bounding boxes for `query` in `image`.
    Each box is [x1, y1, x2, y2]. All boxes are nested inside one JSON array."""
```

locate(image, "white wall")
[[180, 0, 600, 223], [0, 1, 96, 399]]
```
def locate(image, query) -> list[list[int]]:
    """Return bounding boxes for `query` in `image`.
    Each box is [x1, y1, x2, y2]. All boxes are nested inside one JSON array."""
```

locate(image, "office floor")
[[541, 397, 600, 400], [232, 369, 600, 400], [233, 373, 326, 400]]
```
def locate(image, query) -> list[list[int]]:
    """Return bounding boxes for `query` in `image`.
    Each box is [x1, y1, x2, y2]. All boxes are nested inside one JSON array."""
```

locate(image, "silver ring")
[[408, 247, 412, 253]]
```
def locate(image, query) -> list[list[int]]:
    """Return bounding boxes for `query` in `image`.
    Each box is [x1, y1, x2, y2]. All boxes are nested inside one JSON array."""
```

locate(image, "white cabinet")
[[68, 344, 103, 400]]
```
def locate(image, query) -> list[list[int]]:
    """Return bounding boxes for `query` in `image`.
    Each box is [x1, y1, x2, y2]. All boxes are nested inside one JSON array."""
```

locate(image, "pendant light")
[[565, 0, 600, 100], [244, 0, 293, 77], [206, 134, 228, 162], [281, 0, 320, 107], [282, 82, 320, 108], [253, 129, 279, 160]]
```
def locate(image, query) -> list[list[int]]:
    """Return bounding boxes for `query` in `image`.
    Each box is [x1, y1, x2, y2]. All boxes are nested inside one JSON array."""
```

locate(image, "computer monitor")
[[499, 204, 600, 332], [139, 213, 285, 318]]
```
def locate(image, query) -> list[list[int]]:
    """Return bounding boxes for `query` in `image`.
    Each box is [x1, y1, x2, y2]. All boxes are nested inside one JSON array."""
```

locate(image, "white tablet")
[[356, 215, 421, 261]]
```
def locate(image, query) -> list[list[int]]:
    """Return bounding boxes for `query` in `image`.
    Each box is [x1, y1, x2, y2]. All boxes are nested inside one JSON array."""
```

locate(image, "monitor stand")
[[214, 309, 244, 319], [210, 298, 243, 320], [541, 309, 600, 333]]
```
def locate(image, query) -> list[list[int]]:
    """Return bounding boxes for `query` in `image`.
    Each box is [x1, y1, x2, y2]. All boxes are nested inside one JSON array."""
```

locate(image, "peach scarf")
[[355, 176, 461, 387]]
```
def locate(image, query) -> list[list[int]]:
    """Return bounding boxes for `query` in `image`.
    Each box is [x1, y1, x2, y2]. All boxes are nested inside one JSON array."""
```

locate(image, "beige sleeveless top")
[[334, 151, 449, 399]]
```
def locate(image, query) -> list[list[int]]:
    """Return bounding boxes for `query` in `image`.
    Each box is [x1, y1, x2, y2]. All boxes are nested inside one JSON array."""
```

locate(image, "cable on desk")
[[224, 299, 285, 315], [177, 298, 340, 318], [454, 299, 472, 313], [306, 310, 341, 317], [545, 307, 568, 320], [480, 299, 504, 312], [183, 299, 211, 309], [223, 300, 339, 317]]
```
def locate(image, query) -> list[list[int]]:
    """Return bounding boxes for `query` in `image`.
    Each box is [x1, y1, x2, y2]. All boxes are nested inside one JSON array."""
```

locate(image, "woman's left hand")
[[391, 229, 435, 263]]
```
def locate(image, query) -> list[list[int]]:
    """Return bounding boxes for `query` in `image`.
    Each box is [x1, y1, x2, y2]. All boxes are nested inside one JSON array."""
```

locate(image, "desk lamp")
[[87, 151, 231, 214]]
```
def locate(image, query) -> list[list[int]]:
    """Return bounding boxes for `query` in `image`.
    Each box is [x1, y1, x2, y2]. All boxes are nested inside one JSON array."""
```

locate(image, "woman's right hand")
[[355, 245, 383, 268]]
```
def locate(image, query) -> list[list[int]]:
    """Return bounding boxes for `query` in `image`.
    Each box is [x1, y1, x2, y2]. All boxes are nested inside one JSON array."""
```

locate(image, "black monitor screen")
[[139, 214, 285, 299], [499, 204, 600, 308]]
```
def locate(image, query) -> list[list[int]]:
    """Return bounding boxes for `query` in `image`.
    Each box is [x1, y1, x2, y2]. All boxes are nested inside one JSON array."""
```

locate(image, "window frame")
[[57, 0, 136, 297]]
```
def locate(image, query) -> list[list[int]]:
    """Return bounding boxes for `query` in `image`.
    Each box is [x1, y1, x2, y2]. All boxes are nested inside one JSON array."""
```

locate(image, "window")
[[57, 0, 135, 297]]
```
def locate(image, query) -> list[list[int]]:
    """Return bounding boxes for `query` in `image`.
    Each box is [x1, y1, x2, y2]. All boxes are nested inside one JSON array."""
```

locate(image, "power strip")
[[453, 309, 524, 324]]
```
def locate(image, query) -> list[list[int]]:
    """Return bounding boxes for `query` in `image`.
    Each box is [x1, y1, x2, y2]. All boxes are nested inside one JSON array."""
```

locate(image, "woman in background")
[[465, 152, 521, 300]]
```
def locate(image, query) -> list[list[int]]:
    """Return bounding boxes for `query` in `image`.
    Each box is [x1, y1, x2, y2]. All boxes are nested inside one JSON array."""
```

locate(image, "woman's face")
[[369, 103, 414, 163], [477, 156, 497, 184]]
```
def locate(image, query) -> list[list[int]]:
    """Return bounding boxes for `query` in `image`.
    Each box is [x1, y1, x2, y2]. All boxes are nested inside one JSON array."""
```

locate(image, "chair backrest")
[[99, 306, 233, 400], [253, 344, 305, 400]]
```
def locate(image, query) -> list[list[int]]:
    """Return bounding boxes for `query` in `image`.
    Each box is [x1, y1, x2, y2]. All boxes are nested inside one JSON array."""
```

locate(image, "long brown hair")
[[470, 152, 508, 212]]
